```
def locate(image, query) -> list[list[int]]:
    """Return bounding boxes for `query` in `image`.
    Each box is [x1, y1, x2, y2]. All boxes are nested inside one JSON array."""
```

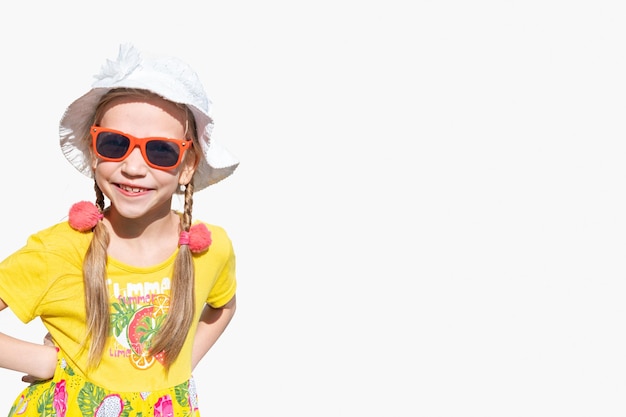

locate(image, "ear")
[[178, 150, 199, 186]]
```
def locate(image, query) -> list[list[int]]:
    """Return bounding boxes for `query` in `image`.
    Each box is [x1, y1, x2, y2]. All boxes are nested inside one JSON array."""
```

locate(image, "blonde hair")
[[84, 88, 198, 369]]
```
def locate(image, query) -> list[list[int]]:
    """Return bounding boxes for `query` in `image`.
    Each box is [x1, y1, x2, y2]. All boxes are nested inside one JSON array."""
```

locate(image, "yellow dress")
[[8, 354, 199, 417], [0, 220, 237, 417]]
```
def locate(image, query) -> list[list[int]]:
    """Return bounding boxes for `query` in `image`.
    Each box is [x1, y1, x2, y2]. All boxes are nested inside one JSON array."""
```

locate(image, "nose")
[[120, 147, 148, 176]]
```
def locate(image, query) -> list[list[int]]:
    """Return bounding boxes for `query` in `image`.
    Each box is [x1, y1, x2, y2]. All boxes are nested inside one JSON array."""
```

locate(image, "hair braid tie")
[[68, 201, 212, 252], [68, 201, 103, 232], [179, 223, 212, 253]]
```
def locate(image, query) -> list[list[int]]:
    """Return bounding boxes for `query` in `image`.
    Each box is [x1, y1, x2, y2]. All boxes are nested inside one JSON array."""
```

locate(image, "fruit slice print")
[[127, 305, 156, 370], [94, 394, 123, 417], [125, 295, 170, 370], [130, 353, 156, 370], [152, 294, 170, 317], [110, 294, 170, 370], [127, 305, 155, 356]]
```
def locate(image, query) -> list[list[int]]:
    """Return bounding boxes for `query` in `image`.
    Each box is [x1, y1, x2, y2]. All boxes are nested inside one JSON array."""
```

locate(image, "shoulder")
[[193, 220, 235, 257], [203, 222, 230, 242], [0, 221, 90, 282], [21, 221, 92, 259]]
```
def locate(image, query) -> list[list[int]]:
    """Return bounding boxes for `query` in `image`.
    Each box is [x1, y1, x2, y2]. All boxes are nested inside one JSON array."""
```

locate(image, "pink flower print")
[[154, 395, 173, 417], [53, 380, 68, 417]]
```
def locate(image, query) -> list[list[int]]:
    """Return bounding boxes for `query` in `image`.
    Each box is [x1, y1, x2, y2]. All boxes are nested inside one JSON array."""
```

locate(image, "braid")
[[95, 182, 106, 212], [182, 181, 194, 231], [150, 181, 196, 368], [84, 181, 110, 368]]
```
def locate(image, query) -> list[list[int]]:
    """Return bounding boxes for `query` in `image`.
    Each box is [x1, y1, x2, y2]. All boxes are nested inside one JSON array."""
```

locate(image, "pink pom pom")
[[68, 201, 102, 232], [188, 223, 212, 253]]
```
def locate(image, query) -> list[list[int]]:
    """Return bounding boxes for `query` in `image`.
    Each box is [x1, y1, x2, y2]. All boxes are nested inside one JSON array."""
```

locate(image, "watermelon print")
[[110, 294, 170, 370]]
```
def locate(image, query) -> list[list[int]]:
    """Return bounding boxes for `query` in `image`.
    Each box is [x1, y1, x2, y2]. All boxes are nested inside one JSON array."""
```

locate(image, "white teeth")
[[119, 185, 145, 193]]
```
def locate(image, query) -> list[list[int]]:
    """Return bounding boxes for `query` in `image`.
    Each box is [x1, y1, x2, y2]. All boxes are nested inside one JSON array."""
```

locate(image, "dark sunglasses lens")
[[96, 132, 130, 159], [145, 140, 180, 167]]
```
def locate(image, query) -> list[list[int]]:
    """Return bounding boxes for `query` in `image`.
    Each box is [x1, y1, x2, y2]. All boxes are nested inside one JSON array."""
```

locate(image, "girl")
[[0, 44, 239, 417]]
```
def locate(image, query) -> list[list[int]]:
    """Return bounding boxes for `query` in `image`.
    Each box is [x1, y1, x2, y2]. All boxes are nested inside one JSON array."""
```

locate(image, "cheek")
[[92, 160, 118, 187], [152, 167, 185, 188], [92, 167, 111, 200]]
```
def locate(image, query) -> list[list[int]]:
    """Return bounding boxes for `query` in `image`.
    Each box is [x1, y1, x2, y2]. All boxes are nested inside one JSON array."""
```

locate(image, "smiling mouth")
[[117, 184, 148, 193]]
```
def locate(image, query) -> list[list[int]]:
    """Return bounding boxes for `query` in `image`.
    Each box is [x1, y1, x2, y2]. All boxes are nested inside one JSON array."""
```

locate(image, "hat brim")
[[59, 87, 239, 191]]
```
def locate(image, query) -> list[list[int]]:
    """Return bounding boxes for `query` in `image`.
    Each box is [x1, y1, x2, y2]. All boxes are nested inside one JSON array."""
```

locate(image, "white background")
[[0, 1, 625, 416]]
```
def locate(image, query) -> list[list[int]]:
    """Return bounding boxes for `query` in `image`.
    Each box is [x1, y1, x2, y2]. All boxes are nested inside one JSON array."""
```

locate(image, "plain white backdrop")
[[0, 1, 625, 415]]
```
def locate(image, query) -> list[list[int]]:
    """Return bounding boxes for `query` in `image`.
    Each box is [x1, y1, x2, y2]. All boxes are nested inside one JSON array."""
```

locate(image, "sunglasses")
[[90, 126, 192, 170]]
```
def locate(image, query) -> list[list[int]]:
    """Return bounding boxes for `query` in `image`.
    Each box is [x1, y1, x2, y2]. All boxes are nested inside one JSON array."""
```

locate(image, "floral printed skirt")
[[7, 355, 200, 417]]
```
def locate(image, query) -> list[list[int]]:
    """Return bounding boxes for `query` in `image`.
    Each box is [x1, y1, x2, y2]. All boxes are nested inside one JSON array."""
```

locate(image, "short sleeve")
[[203, 225, 237, 308], [0, 236, 57, 322]]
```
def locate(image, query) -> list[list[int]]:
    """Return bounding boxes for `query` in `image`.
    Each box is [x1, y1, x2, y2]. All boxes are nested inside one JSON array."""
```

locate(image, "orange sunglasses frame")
[[90, 125, 192, 170]]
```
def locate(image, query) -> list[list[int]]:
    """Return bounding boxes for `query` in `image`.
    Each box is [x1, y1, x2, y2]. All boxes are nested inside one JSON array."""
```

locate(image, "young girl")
[[0, 44, 239, 417]]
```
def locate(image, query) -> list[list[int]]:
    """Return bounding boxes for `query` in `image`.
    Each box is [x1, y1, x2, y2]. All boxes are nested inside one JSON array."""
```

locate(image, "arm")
[[191, 295, 236, 370], [0, 298, 57, 380]]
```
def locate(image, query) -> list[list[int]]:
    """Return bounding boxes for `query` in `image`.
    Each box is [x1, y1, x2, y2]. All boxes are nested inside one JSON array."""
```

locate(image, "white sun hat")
[[59, 43, 239, 191]]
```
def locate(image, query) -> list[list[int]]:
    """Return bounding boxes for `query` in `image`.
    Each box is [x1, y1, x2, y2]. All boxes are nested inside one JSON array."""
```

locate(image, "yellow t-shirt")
[[0, 219, 236, 392]]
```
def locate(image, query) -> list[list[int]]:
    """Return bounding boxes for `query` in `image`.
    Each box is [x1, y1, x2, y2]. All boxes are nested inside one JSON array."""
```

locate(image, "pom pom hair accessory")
[[179, 223, 212, 253], [68, 201, 103, 232], [68, 201, 212, 253]]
